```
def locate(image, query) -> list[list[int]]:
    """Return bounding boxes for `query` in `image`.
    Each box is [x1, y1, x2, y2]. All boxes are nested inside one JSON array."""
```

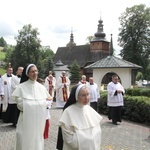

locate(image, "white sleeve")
[[107, 83, 116, 97], [0, 78, 4, 95], [61, 123, 78, 149], [46, 100, 52, 109], [120, 84, 125, 94], [11, 77, 18, 93], [16, 97, 23, 111], [66, 77, 71, 86]]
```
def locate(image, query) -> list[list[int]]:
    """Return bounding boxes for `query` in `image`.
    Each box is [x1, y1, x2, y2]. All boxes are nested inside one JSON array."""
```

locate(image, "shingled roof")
[[54, 45, 109, 68], [53, 16, 113, 68], [85, 55, 142, 69]]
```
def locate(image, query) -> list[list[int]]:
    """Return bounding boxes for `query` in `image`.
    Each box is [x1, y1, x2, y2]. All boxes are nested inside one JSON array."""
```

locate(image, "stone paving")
[[0, 103, 150, 150]]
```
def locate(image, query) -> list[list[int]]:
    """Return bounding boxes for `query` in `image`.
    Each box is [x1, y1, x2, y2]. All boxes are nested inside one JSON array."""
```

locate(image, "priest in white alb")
[[1, 65, 15, 122], [107, 74, 125, 125]]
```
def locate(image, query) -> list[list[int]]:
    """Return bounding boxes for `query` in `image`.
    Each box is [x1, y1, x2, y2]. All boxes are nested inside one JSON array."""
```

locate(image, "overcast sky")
[[0, 0, 150, 55]]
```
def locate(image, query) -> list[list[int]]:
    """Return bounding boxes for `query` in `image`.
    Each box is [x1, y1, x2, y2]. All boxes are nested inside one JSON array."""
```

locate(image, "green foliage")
[[39, 56, 54, 78], [40, 46, 55, 59], [10, 24, 41, 72], [0, 51, 6, 75], [69, 60, 81, 83], [118, 4, 150, 79], [86, 36, 94, 44], [98, 93, 150, 125], [0, 37, 7, 47], [125, 88, 133, 96], [140, 88, 150, 97], [126, 87, 150, 97], [4, 46, 15, 67], [136, 71, 143, 80], [38, 47, 55, 78], [132, 88, 141, 96], [145, 63, 150, 80], [97, 92, 108, 114], [123, 96, 150, 125]]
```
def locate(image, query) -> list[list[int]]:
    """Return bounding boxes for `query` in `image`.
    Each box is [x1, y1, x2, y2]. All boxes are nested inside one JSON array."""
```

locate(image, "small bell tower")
[[66, 28, 76, 49], [90, 15, 109, 53]]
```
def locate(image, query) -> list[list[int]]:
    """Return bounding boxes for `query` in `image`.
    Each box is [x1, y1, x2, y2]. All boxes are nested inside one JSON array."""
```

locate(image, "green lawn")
[[0, 51, 6, 60], [0, 67, 6, 75], [0, 50, 6, 75]]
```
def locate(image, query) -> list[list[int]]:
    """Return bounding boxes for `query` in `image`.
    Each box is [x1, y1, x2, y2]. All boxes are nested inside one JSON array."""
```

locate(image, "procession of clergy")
[[0, 65, 101, 126]]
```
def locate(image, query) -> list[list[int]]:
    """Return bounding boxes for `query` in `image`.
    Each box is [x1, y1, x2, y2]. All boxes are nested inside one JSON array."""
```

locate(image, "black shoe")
[[112, 121, 118, 125], [13, 124, 16, 127]]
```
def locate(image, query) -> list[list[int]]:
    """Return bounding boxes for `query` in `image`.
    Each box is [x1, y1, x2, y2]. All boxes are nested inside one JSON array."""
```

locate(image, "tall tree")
[[86, 36, 94, 44], [40, 46, 55, 59], [70, 60, 81, 83], [38, 46, 55, 78], [118, 4, 150, 78], [39, 56, 54, 79], [11, 24, 41, 72], [0, 37, 7, 47], [4, 46, 15, 66]]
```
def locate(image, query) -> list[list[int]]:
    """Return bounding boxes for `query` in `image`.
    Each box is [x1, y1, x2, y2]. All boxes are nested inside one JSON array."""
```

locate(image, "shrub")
[[98, 92, 107, 114], [98, 92, 150, 125], [123, 96, 150, 125], [125, 87, 150, 97], [125, 88, 133, 96], [132, 88, 141, 96], [140, 88, 150, 97]]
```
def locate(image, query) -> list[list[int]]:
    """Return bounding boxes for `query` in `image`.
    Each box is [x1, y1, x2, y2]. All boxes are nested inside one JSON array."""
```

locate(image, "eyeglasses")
[[29, 70, 38, 74], [113, 78, 118, 81], [79, 93, 90, 98]]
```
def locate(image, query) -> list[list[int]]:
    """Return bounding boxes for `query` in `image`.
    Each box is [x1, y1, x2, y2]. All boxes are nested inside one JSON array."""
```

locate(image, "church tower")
[[109, 34, 114, 56], [66, 28, 76, 49], [90, 16, 109, 53]]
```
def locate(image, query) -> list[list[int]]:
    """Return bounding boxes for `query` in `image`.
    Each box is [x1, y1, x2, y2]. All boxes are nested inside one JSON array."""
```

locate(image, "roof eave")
[[85, 66, 142, 69]]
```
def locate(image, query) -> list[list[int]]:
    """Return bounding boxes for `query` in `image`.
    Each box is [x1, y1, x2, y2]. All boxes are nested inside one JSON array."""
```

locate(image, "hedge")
[[98, 93, 150, 126], [125, 88, 150, 97]]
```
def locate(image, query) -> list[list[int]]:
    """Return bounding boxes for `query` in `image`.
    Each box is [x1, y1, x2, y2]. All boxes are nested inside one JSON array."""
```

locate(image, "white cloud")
[[0, 0, 150, 54]]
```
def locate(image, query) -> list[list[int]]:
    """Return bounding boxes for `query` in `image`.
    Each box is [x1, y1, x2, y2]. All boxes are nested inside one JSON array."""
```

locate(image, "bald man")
[[78, 75, 88, 84], [56, 71, 71, 108]]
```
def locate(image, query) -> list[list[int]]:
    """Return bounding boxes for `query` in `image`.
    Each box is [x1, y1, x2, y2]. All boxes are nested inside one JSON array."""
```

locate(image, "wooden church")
[[53, 15, 141, 87], [53, 16, 111, 79]]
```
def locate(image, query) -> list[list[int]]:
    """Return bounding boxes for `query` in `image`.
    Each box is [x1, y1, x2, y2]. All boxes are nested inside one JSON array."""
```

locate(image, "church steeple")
[[90, 14, 109, 53], [109, 34, 114, 56], [92, 16, 108, 42], [66, 28, 76, 49]]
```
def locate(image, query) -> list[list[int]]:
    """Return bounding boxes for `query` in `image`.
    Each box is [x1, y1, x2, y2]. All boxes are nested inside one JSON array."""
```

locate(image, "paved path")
[[0, 104, 150, 150]]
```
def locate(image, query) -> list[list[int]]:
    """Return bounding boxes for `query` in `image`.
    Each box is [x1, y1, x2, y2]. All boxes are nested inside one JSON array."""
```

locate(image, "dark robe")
[[3, 103, 20, 126], [108, 106, 122, 123]]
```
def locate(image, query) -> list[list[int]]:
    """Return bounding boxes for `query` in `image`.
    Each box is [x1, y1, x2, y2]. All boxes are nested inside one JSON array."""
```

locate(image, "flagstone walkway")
[[0, 103, 150, 150]]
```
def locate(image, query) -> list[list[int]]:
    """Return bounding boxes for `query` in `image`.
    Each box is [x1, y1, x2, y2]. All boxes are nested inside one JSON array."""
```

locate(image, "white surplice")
[[10, 75, 21, 104], [87, 82, 100, 102], [1, 73, 15, 111], [12, 79, 50, 150], [107, 81, 125, 107], [0, 77, 4, 106]]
